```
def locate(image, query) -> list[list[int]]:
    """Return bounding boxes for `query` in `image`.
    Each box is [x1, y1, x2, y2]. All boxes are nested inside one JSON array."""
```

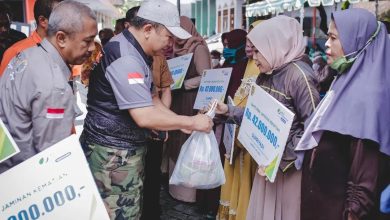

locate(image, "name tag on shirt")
[[46, 108, 65, 119], [128, 73, 144, 85]]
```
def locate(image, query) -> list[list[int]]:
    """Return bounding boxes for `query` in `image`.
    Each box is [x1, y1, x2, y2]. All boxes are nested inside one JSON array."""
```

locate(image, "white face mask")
[[211, 59, 220, 68]]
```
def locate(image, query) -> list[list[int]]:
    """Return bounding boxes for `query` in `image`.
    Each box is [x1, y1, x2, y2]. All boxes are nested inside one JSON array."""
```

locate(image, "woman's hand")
[[257, 165, 270, 181], [257, 165, 266, 176], [207, 100, 229, 115]]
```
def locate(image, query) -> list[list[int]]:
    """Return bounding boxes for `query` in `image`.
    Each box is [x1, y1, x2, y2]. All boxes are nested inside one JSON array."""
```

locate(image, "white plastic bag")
[[169, 101, 226, 189]]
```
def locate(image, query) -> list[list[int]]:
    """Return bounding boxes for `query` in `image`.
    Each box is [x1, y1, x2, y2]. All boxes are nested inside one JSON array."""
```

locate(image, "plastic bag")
[[169, 100, 225, 189]]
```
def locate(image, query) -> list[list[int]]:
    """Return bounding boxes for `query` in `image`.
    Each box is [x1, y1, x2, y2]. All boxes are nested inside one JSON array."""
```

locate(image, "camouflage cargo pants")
[[84, 142, 146, 220]]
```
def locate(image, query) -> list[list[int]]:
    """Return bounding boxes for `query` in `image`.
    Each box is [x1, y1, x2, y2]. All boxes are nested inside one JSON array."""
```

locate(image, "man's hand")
[[180, 128, 192, 134], [190, 114, 213, 133]]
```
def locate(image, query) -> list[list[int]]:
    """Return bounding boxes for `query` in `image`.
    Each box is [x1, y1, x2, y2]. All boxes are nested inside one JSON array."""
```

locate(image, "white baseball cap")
[[137, 0, 191, 39]]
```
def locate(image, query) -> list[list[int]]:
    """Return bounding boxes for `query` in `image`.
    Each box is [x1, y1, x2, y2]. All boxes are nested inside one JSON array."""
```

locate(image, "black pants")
[[141, 140, 163, 220]]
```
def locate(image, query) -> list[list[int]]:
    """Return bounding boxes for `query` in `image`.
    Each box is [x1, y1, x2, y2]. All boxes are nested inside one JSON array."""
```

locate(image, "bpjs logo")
[[277, 109, 288, 124]]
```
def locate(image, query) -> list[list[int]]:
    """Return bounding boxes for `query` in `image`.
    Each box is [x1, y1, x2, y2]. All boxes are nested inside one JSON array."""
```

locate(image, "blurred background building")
[[1, 0, 388, 41]]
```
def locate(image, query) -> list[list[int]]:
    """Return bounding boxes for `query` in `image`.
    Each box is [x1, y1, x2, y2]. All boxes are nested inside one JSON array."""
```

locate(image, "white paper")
[[167, 53, 193, 90], [237, 85, 294, 182], [193, 68, 232, 110], [0, 135, 110, 220]]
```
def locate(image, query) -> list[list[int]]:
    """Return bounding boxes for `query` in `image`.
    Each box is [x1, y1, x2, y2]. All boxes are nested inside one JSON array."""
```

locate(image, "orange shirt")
[[71, 65, 82, 78], [0, 31, 42, 76]]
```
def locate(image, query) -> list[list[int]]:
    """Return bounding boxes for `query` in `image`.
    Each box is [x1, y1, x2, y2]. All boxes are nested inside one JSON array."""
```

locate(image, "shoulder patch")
[[102, 41, 121, 69], [8, 53, 28, 80]]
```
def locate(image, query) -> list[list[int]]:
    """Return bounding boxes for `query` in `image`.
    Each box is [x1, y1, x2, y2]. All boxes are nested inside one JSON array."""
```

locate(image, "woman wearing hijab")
[[194, 28, 250, 220], [213, 16, 319, 220], [195, 29, 249, 219], [167, 16, 211, 203], [295, 8, 390, 220], [221, 32, 228, 48], [217, 22, 262, 220], [222, 29, 248, 98], [214, 29, 248, 153]]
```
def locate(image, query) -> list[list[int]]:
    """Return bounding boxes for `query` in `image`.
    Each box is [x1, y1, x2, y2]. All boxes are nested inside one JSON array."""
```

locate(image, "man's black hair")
[[211, 50, 221, 58], [116, 18, 126, 26], [125, 6, 140, 23], [33, 0, 63, 24]]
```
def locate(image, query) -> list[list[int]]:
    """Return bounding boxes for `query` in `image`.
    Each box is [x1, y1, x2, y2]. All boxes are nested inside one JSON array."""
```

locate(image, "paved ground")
[[160, 188, 206, 220]]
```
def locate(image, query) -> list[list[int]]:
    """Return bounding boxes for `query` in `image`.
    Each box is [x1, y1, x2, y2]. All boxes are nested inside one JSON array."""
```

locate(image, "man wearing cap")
[[80, 0, 213, 219], [125, 6, 175, 219]]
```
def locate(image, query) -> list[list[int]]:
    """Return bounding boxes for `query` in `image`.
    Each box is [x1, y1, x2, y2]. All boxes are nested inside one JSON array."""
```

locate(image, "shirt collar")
[[122, 29, 153, 67], [31, 31, 42, 44], [39, 39, 71, 79]]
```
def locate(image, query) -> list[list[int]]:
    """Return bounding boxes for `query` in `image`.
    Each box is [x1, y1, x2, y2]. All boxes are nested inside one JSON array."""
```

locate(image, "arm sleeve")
[[105, 56, 153, 110], [25, 61, 75, 151], [159, 57, 174, 88], [344, 139, 380, 219], [31, 84, 75, 151], [1, 55, 37, 159], [290, 68, 320, 149], [184, 45, 211, 90], [0, 47, 18, 76], [226, 104, 245, 125]]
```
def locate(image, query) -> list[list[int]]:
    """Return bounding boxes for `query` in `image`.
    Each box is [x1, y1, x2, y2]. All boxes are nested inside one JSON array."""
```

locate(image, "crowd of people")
[[0, 0, 389, 220]]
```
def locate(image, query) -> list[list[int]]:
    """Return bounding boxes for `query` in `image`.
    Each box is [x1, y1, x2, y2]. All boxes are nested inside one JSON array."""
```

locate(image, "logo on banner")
[[46, 108, 65, 119], [128, 73, 144, 85], [277, 108, 289, 124]]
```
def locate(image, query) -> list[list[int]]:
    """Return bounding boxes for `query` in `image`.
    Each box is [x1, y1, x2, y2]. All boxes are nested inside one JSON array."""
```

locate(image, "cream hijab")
[[247, 15, 305, 70], [173, 16, 207, 57]]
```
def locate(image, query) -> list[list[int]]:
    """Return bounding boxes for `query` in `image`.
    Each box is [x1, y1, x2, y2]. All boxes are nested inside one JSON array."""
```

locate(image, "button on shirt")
[[0, 39, 76, 174], [82, 29, 154, 150]]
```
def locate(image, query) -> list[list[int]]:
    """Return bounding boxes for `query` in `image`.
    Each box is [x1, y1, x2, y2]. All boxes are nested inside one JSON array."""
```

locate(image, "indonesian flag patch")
[[128, 73, 144, 85], [46, 108, 65, 119]]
